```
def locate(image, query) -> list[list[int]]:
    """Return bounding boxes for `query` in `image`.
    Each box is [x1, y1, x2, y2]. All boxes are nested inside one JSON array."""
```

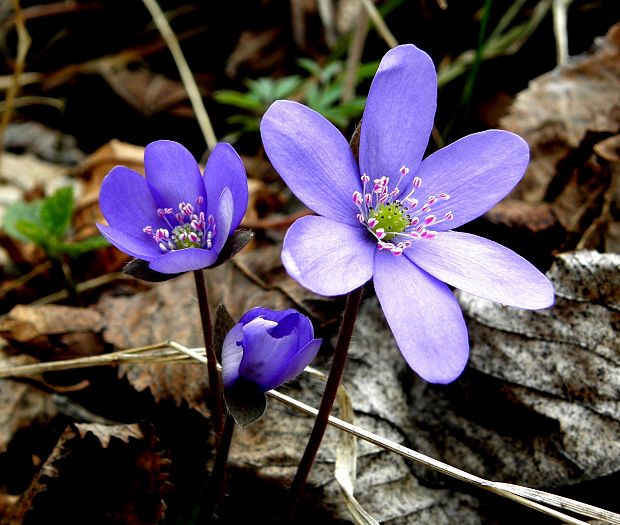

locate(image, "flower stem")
[[285, 286, 364, 523], [205, 413, 235, 521], [193, 269, 224, 438]]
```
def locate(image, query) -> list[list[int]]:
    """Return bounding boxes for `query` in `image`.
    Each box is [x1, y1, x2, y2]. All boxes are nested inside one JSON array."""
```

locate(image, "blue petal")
[[239, 307, 300, 326], [261, 100, 362, 226], [360, 45, 437, 194], [373, 251, 469, 383], [413, 130, 529, 230], [281, 216, 375, 297], [204, 143, 248, 232], [270, 338, 322, 389], [144, 140, 207, 210], [98, 166, 166, 237], [221, 323, 245, 388], [405, 231, 554, 308], [238, 317, 302, 391], [212, 187, 234, 254], [148, 247, 218, 273], [97, 224, 161, 260]]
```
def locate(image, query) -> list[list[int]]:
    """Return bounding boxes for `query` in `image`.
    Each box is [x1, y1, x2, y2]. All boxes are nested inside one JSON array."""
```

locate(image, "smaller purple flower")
[[222, 307, 322, 393], [98, 140, 248, 274]]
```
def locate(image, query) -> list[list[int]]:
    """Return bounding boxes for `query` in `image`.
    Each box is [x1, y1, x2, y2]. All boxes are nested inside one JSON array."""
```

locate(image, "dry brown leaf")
[[0, 353, 57, 454], [457, 251, 620, 483], [225, 29, 284, 78], [100, 65, 189, 116], [501, 23, 620, 203], [0, 304, 104, 355], [1, 423, 168, 525], [74, 422, 143, 448]]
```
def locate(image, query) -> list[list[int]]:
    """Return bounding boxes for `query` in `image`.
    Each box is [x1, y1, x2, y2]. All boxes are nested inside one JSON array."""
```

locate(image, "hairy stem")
[[285, 286, 364, 523], [193, 269, 224, 438]]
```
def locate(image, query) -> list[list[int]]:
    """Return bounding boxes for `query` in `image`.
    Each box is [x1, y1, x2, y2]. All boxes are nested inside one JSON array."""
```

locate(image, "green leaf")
[[357, 60, 381, 81], [224, 378, 267, 427], [272, 75, 304, 99], [40, 186, 74, 237], [58, 235, 111, 258], [15, 218, 48, 245], [251, 78, 278, 104], [2, 200, 43, 243], [311, 84, 343, 111], [297, 57, 322, 77], [214, 90, 263, 112], [320, 61, 343, 83]]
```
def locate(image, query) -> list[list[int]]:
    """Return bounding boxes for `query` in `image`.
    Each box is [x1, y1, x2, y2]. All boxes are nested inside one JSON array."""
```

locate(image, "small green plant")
[[214, 58, 379, 140], [3, 186, 109, 303], [3, 186, 108, 259]]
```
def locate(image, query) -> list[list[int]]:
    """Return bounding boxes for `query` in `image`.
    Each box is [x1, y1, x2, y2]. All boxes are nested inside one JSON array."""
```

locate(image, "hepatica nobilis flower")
[[98, 140, 248, 274], [222, 308, 322, 393], [260, 44, 554, 383]]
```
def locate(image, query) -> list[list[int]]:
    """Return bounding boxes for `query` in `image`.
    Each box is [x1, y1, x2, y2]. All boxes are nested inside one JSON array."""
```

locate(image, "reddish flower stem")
[[285, 286, 364, 523], [193, 269, 224, 439], [205, 413, 235, 521]]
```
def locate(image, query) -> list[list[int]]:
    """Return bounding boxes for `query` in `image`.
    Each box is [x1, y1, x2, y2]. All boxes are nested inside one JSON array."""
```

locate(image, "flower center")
[[368, 202, 409, 242], [352, 165, 453, 256], [142, 195, 216, 253]]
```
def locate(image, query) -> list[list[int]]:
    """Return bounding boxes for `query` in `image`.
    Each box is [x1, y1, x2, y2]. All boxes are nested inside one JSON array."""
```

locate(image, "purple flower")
[[98, 140, 248, 274], [260, 44, 554, 384], [222, 308, 322, 392]]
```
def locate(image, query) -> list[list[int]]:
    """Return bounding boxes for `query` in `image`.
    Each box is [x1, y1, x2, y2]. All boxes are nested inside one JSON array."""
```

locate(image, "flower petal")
[[406, 231, 554, 309], [97, 224, 161, 260], [374, 252, 469, 383], [271, 338, 322, 390], [359, 44, 437, 186], [239, 307, 297, 326], [221, 323, 245, 388], [144, 140, 206, 210], [148, 247, 218, 273], [204, 143, 248, 232], [413, 130, 529, 230], [212, 187, 234, 254], [99, 166, 166, 237], [261, 100, 361, 226], [239, 318, 301, 391], [281, 216, 375, 296]]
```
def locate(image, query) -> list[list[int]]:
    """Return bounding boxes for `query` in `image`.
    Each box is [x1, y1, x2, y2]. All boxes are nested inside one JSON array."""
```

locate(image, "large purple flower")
[[260, 44, 554, 384], [222, 307, 322, 392], [98, 140, 248, 274]]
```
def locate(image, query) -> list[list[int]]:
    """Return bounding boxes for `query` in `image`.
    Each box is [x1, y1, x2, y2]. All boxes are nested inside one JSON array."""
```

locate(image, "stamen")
[[353, 165, 448, 253], [145, 196, 216, 252]]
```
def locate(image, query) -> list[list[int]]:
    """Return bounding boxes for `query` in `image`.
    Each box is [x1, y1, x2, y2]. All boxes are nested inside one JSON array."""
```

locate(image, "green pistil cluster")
[[369, 202, 409, 241], [172, 224, 202, 249]]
